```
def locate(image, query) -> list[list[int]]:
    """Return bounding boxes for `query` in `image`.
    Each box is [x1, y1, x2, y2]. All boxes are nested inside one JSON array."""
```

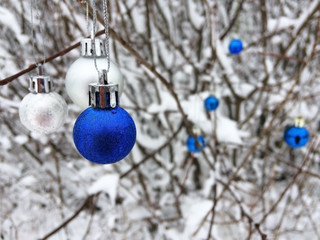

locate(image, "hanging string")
[[102, 0, 110, 75], [37, 0, 46, 74], [297, 65, 305, 116], [30, 0, 46, 75], [86, 0, 90, 36], [30, 0, 37, 66], [90, 0, 100, 78], [90, 0, 111, 83]]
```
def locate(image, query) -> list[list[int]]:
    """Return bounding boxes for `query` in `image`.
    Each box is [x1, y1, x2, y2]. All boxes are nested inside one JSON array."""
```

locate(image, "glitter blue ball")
[[204, 95, 219, 111], [186, 136, 206, 153], [284, 126, 309, 148], [73, 107, 136, 164], [229, 39, 243, 54]]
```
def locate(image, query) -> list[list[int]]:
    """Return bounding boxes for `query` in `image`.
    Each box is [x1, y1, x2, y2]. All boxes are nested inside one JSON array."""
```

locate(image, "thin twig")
[[258, 137, 319, 225], [258, 51, 306, 63], [177, 155, 195, 200], [120, 123, 183, 179], [217, 179, 267, 240], [40, 194, 97, 240], [192, 64, 304, 236], [0, 30, 105, 86], [206, 184, 217, 240], [219, 0, 246, 40]]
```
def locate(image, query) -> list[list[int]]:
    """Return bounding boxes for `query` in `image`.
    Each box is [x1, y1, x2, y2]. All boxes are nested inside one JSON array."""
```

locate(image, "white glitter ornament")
[[19, 75, 68, 134], [65, 38, 123, 109]]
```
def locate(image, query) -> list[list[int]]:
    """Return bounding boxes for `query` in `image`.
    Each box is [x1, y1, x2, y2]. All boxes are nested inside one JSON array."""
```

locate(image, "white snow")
[[19, 175, 37, 186], [0, 162, 20, 177], [136, 124, 167, 150], [147, 91, 178, 113], [183, 198, 213, 237], [0, 136, 12, 150], [0, 1, 319, 239], [0, 6, 29, 44], [13, 135, 29, 145], [180, 92, 248, 144], [88, 174, 120, 204]]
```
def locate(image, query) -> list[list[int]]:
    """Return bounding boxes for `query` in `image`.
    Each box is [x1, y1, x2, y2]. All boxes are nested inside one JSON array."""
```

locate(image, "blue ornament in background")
[[284, 126, 309, 148], [186, 136, 206, 153], [204, 95, 219, 111], [73, 71, 136, 164], [283, 117, 309, 148], [186, 126, 206, 153], [229, 39, 243, 54]]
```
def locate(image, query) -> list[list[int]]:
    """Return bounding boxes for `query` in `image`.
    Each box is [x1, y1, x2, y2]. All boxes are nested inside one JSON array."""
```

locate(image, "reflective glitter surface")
[[73, 107, 136, 164], [284, 126, 309, 148], [19, 92, 68, 134]]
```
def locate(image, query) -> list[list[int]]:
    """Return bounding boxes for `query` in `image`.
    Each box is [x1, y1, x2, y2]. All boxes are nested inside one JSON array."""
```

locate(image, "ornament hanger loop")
[[37, 64, 44, 76], [99, 69, 109, 85], [86, 0, 90, 36], [102, 0, 111, 74]]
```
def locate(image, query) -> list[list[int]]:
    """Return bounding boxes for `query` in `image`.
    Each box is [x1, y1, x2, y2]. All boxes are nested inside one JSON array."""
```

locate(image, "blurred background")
[[0, 0, 320, 239]]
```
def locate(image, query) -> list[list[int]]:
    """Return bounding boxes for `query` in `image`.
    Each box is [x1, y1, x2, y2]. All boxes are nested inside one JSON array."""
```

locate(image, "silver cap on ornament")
[[29, 75, 53, 93], [294, 116, 305, 127], [81, 38, 106, 58], [89, 70, 119, 109], [192, 125, 202, 136]]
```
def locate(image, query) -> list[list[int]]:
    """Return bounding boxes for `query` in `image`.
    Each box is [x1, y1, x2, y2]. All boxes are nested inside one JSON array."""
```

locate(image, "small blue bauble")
[[204, 95, 219, 111], [229, 39, 243, 54], [186, 136, 206, 153], [284, 126, 309, 148], [73, 107, 136, 164]]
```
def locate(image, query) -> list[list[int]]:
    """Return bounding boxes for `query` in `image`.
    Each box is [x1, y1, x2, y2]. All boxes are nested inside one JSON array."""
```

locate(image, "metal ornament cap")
[[294, 116, 305, 127], [192, 125, 202, 136], [89, 83, 119, 109], [29, 75, 53, 93], [81, 38, 106, 57]]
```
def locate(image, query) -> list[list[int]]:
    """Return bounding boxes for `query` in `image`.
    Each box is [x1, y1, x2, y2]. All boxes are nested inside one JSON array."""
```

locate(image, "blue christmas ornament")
[[186, 126, 206, 153], [204, 95, 219, 111], [284, 126, 309, 148], [73, 71, 136, 164], [186, 136, 206, 153], [229, 39, 243, 54], [284, 117, 309, 148]]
